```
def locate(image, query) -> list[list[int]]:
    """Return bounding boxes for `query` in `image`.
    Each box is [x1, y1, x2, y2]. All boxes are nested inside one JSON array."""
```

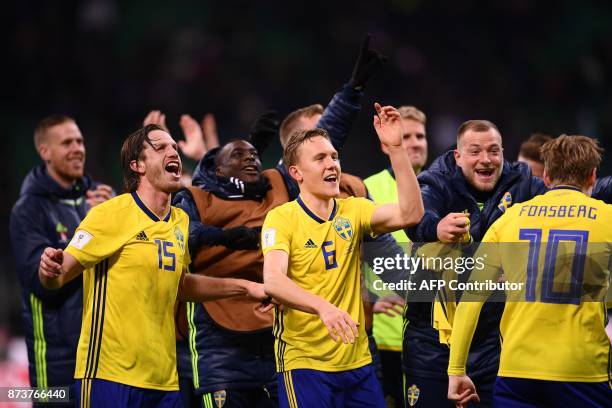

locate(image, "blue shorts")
[[277, 365, 385, 408], [494, 377, 612, 408], [76, 378, 181, 408], [402, 371, 494, 408]]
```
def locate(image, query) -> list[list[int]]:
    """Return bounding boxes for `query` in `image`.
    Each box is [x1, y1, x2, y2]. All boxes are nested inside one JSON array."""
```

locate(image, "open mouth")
[[165, 161, 181, 178], [475, 168, 495, 179], [323, 174, 338, 184], [241, 165, 259, 175]]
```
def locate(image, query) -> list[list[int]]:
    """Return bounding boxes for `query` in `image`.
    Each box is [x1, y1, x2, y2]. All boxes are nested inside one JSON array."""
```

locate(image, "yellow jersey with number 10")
[[65, 192, 190, 390], [449, 187, 612, 382], [262, 196, 378, 372]]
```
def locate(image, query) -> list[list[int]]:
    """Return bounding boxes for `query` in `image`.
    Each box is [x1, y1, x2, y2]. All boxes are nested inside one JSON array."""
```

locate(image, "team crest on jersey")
[[213, 390, 226, 407], [406, 384, 420, 406], [174, 227, 185, 251], [498, 191, 512, 213], [333, 217, 353, 241]]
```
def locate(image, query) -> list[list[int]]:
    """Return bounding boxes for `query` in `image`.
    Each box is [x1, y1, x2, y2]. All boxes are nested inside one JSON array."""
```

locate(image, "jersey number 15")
[[155, 239, 176, 272]]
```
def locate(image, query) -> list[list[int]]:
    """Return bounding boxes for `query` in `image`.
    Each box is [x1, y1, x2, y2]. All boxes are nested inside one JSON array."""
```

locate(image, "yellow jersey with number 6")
[[262, 196, 378, 373]]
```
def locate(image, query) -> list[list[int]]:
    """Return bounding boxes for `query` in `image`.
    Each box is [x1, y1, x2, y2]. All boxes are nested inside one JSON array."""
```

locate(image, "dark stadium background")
[[2, 0, 612, 343]]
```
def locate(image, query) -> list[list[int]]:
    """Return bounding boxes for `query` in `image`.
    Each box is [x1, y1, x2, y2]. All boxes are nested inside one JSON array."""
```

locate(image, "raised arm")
[[370, 103, 424, 234], [263, 249, 359, 344], [317, 34, 386, 151]]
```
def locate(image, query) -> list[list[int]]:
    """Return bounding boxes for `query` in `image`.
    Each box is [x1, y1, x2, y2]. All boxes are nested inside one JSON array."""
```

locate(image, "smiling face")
[[215, 140, 262, 183], [454, 128, 503, 192], [381, 117, 428, 172], [38, 121, 86, 185], [289, 135, 341, 199], [134, 130, 182, 194]]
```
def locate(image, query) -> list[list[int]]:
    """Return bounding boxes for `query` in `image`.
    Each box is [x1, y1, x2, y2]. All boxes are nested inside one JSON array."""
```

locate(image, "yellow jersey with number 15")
[[262, 196, 378, 373], [65, 192, 190, 390]]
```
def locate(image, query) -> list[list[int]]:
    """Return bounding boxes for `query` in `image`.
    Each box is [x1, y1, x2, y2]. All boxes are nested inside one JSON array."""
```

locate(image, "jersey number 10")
[[518, 228, 588, 305]]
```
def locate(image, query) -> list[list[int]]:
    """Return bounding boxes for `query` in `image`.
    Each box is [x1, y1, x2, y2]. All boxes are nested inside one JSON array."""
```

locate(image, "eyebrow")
[[147, 138, 177, 151], [230, 147, 258, 155]]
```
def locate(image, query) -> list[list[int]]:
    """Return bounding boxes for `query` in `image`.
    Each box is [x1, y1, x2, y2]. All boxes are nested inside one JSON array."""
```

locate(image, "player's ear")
[[380, 142, 389, 156], [130, 159, 145, 175], [453, 148, 461, 163], [588, 168, 597, 187], [38, 143, 51, 162], [542, 168, 552, 188], [288, 165, 302, 182]]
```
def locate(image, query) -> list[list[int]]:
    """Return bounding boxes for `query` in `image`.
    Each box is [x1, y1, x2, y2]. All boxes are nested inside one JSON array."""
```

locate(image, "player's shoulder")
[[171, 205, 189, 223], [336, 195, 369, 207], [586, 196, 612, 221], [88, 193, 134, 218], [267, 199, 299, 218]]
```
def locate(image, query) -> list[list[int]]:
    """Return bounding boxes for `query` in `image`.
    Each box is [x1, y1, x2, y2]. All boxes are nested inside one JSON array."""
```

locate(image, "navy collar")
[[297, 196, 337, 224], [550, 185, 583, 193], [131, 191, 171, 222]]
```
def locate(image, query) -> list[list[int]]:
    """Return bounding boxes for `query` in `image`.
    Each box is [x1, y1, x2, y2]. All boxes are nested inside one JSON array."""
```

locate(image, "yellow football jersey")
[[262, 196, 378, 372], [449, 187, 612, 382], [65, 192, 190, 390]]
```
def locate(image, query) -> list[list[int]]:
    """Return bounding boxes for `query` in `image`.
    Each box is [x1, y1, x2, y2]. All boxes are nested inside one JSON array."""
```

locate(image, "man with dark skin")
[[173, 139, 288, 408]]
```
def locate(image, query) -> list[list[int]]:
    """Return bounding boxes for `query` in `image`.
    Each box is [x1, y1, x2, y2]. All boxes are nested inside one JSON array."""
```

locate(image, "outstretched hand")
[[178, 113, 220, 161], [86, 184, 114, 208], [349, 34, 387, 90], [448, 375, 480, 408], [318, 302, 360, 344], [143, 110, 168, 132], [372, 295, 406, 317], [248, 110, 279, 155], [373, 103, 402, 147], [39, 247, 64, 280]]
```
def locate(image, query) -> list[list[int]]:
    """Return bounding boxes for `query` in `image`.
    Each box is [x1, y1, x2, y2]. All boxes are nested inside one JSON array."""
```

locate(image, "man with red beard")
[[10, 115, 113, 406], [404, 120, 546, 407]]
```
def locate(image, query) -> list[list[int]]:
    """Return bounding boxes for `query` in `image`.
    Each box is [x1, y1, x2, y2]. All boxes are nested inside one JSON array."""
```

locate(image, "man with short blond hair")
[[279, 104, 324, 148], [404, 119, 546, 407], [10, 114, 113, 405], [448, 135, 611, 407], [263, 104, 423, 407]]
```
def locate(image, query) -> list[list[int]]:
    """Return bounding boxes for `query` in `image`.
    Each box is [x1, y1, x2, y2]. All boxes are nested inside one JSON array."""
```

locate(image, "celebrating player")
[[38, 124, 269, 407], [448, 135, 612, 407], [404, 119, 546, 407], [261, 103, 424, 407]]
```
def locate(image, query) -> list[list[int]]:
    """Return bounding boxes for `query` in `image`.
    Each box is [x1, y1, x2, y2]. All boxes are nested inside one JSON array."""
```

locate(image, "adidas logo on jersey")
[[304, 239, 317, 248], [136, 231, 149, 241]]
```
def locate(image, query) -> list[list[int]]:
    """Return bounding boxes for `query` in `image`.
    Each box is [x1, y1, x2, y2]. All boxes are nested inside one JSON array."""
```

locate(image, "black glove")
[[248, 110, 279, 155], [218, 226, 261, 250], [348, 34, 387, 90]]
